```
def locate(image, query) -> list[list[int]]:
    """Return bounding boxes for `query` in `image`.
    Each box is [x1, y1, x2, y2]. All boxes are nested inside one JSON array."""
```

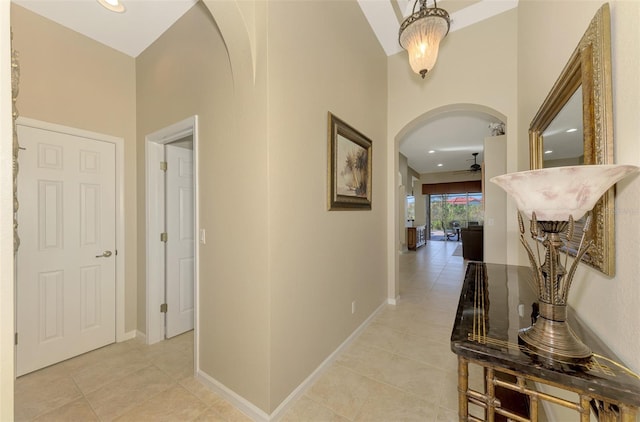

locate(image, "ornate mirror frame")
[[12, 31, 20, 253], [529, 4, 614, 275]]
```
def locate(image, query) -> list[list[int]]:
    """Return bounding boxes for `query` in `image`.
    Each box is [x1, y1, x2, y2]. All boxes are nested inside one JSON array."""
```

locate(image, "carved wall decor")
[[11, 30, 20, 252]]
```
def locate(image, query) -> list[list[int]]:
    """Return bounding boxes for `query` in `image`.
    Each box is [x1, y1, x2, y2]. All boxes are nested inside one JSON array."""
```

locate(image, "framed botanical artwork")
[[327, 112, 372, 210]]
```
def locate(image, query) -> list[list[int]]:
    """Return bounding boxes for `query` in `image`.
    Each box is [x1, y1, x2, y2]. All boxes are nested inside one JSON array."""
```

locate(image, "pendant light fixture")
[[399, 0, 450, 78]]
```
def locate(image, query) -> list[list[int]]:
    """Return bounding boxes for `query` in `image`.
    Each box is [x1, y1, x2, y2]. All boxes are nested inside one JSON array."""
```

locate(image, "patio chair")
[[446, 221, 461, 241]]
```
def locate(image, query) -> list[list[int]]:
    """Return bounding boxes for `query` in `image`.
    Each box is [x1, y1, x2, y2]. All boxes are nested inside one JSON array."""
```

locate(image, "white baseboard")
[[195, 300, 386, 421], [135, 330, 147, 344], [196, 370, 270, 422], [268, 300, 386, 420], [117, 330, 137, 342], [387, 297, 398, 306]]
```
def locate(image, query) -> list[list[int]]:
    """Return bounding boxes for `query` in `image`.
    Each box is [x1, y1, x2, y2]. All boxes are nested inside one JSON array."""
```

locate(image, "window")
[[406, 195, 415, 222], [429, 192, 483, 236]]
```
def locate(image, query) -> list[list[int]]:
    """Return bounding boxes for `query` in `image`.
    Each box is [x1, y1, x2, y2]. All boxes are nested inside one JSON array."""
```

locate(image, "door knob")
[[96, 250, 113, 258]]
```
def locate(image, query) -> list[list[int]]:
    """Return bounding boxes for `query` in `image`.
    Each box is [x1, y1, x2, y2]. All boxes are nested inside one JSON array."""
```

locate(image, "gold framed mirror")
[[529, 4, 614, 275]]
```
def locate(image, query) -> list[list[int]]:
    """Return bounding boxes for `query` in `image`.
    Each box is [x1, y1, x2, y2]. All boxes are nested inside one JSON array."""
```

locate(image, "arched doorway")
[[390, 103, 508, 301]]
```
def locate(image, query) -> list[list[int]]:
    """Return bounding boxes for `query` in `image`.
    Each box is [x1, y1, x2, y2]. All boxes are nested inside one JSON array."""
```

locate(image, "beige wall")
[[8, 0, 386, 414], [483, 135, 506, 264], [399, 153, 409, 188], [266, 1, 387, 410], [413, 180, 427, 228], [388, 8, 518, 286], [399, 154, 409, 249], [136, 2, 270, 410], [139, 0, 386, 413], [10, 5, 138, 333], [518, 0, 640, 376], [388, 8, 518, 155]]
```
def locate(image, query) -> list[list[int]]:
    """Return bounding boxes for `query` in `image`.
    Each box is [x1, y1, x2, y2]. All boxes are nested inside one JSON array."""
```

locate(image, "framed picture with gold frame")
[[327, 112, 372, 210]]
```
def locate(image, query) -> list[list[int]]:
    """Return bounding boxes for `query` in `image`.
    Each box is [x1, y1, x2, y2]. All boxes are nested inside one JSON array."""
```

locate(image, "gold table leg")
[[458, 356, 469, 421], [620, 404, 638, 422], [579, 396, 591, 422]]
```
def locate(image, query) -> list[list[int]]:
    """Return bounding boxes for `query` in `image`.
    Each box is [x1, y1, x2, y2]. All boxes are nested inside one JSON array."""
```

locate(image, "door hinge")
[[160, 161, 168, 172], [160, 303, 168, 313], [14, 333, 18, 346], [160, 232, 168, 243]]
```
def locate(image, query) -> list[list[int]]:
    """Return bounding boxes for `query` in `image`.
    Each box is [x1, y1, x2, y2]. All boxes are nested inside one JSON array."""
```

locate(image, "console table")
[[451, 262, 640, 421], [407, 225, 426, 250]]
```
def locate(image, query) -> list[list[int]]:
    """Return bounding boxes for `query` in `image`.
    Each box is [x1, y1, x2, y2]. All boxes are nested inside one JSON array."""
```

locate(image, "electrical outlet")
[[351, 300, 356, 315]]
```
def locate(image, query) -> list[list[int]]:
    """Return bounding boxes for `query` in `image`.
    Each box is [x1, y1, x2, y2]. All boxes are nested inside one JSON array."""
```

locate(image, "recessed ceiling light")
[[97, 0, 125, 13], [428, 150, 435, 154], [437, 163, 443, 167], [566, 128, 578, 133], [544, 150, 553, 154]]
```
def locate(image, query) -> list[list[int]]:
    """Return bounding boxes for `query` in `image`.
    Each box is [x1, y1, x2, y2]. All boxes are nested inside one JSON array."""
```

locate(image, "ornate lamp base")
[[490, 166, 640, 363], [518, 303, 591, 363]]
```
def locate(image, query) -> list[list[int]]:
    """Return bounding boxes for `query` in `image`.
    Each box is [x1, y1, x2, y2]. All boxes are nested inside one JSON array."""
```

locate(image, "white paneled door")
[[16, 124, 116, 376], [165, 143, 194, 338]]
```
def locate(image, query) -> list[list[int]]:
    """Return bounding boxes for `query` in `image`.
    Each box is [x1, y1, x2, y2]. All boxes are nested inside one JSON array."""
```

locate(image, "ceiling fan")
[[451, 152, 482, 175], [468, 152, 482, 172]]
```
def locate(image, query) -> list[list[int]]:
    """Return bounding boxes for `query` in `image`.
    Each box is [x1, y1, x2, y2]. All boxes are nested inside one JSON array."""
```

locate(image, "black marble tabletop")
[[450, 262, 640, 406]]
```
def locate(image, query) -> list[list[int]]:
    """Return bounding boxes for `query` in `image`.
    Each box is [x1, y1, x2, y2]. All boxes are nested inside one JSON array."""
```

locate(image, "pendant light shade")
[[399, 0, 450, 78]]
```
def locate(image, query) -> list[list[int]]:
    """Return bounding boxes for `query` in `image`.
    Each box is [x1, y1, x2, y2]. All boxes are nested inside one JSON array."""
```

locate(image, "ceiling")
[[357, 0, 517, 57], [12, 0, 517, 174], [12, 0, 198, 57], [400, 110, 502, 174]]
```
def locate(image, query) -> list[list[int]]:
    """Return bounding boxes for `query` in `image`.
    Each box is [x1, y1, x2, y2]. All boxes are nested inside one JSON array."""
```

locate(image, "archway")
[[389, 103, 508, 301], [202, 0, 256, 86]]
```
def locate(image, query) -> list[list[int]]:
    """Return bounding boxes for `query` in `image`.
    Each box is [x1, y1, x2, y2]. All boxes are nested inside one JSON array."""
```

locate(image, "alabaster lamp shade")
[[399, 14, 449, 78], [399, 0, 450, 79], [490, 165, 640, 222]]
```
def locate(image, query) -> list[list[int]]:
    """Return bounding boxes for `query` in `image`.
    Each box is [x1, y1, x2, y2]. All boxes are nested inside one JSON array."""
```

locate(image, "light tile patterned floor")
[[16, 240, 471, 421]]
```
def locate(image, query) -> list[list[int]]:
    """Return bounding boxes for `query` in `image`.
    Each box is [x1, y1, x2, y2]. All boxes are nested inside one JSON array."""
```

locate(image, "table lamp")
[[491, 164, 639, 362]]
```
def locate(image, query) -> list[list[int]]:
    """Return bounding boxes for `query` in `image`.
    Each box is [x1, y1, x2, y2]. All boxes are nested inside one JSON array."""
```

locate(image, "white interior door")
[[165, 143, 194, 338], [16, 124, 116, 376]]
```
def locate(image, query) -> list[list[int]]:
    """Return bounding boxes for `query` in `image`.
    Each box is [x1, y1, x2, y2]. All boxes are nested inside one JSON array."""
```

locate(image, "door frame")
[[145, 116, 199, 348], [15, 116, 127, 342]]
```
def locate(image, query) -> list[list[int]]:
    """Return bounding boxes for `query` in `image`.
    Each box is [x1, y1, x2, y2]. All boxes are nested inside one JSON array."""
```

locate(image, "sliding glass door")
[[429, 192, 483, 240]]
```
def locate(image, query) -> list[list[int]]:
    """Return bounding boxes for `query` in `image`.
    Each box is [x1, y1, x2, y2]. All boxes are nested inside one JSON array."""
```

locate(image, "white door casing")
[[145, 116, 199, 349], [16, 123, 117, 376], [165, 143, 194, 338]]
